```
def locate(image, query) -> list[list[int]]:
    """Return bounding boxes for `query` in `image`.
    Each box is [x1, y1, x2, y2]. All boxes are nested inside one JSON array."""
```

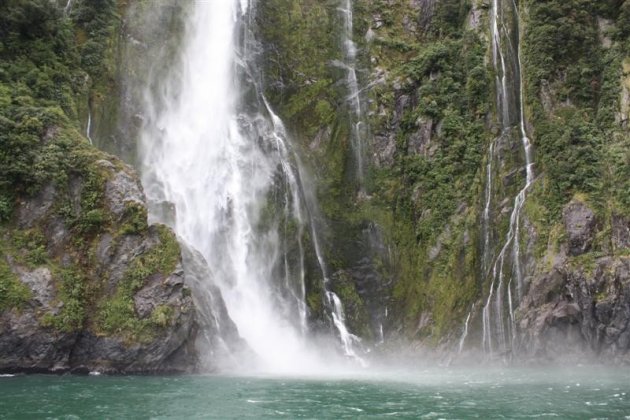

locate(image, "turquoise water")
[[1, 367, 630, 418]]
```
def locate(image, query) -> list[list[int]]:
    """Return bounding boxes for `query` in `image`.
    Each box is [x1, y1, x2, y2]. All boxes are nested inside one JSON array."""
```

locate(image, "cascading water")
[[263, 98, 365, 364], [481, 140, 495, 276], [339, 0, 367, 189], [63, 0, 74, 16], [139, 0, 362, 373], [458, 304, 474, 354], [86, 109, 93, 145], [481, 0, 534, 356]]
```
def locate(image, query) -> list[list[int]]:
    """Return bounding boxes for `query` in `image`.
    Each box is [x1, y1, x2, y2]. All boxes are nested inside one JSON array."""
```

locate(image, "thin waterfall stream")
[[339, 0, 367, 190], [138, 0, 363, 373], [481, 0, 534, 356], [86, 109, 93, 145]]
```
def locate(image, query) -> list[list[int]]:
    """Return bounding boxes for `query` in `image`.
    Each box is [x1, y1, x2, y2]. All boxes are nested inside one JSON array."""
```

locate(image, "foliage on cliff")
[[258, 0, 630, 347], [521, 0, 630, 257], [0, 0, 191, 356], [257, 0, 491, 340], [523, 0, 630, 218]]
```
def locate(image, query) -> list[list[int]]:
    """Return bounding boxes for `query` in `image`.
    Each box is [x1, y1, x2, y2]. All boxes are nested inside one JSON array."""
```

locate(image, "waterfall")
[[263, 97, 365, 364], [481, 0, 534, 357], [339, 0, 367, 190], [86, 109, 93, 145], [481, 141, 495, 276], [63, 0, 74, 16], [138, 0, 362, 373], [458, 304, 474, 354]]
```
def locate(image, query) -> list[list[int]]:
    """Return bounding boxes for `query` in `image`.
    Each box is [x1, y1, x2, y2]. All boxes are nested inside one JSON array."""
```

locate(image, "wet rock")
[[180, 244, 248, 371], [134, 265, 186, 319], [101, 161, 145, 219], [17, 185, 55, 229], [70, 265, 196, 374], [0, 264, 75, 373], [407, 117, 433, 156], [563, 200, 596, 256], [597, 17, 613, 49], [16, 267, 55, 308], [411, 0, 437, 31], [415, 311, 432, 335], [518, 257, 630, 362], [46, 216, 70, 256], [0, 154, 240, 374], [70, 326, 195, 374], [374, 134, 396, 167], [147, 200, 177, 226], [612, 214, 630, 250], [466, 0, 484, 30]]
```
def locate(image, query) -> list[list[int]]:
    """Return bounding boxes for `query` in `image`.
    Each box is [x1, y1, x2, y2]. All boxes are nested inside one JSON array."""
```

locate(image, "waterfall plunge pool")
[[1, 366, 629, 418]]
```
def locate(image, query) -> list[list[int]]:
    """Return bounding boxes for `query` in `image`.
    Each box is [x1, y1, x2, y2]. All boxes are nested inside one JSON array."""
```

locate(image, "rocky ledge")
[[0, 154, 198, 374], [518, 199, 630, 364]]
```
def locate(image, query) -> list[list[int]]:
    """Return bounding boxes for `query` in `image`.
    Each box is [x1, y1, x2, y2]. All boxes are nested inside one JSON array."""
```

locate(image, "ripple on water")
[[0, 368, 629, 418]]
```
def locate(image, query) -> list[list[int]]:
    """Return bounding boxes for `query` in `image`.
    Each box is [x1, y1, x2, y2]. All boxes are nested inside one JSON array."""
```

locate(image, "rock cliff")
[[1, 0, 629, 369], [0, 150, 199, 373]]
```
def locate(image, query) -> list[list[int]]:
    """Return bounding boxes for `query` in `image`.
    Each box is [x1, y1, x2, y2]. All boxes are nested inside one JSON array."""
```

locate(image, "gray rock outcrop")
[[0, 156, 238, 374]]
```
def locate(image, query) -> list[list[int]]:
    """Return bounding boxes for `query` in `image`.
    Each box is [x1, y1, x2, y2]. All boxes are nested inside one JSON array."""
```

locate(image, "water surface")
[[1, 367, 629, 418]]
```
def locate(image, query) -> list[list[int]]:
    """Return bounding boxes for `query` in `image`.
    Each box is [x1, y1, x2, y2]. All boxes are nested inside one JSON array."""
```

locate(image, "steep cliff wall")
[[0, 0, 202, 373], [514, 0, 630, 362], [257, 0, 490, 347], [257, 0, 630, 362], [1, 0, 629, 368]]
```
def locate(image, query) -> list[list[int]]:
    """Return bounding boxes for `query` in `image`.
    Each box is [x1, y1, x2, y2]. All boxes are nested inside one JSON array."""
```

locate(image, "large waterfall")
[[481, 0, 535, 356], [138, 0, 362, 373]]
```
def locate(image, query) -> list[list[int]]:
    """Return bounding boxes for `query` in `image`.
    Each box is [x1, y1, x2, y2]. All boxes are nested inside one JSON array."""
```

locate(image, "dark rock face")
[[518, 258, 630, 363], [100, 159, 145, 218], [180, 244, 248, 371], [68, 263, 196, 374], [515, 198, 630, 364], [0, 267, 76, 373], [612, 214, 630, 250], [328, 222, 393, 341], [563, 199, 597, 256], [0, 159, 219, 374]]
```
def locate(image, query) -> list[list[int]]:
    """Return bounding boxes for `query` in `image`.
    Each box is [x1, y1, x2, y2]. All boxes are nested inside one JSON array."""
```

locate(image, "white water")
[[263, 97, 365, 364], [481, 140, 495, 276], [139, 0, 361, 373], [492, 0, 510, 127], [339, 0, 366, 189], [481, 0, 534, 356], [64, 0, 74, 16], [86, 110, 93, 145], [458, 304, 474, 354]]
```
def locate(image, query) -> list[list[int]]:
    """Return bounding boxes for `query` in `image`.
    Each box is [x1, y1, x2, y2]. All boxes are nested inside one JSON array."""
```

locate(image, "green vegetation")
[[1, 0, 627, 350], [522, 0, 630, 243], [260, 0, 630, 342], [361, 0, 488, 338], [258, 0, 342, 138], [0, 255, 31, 312], [97, 225, 180, 341], [7, 228, 49, 267], [258, 0, 490, 340], [0, 0, 120, 221], [0, 0, 184, 345], [42, 267, 87, 332], [331, 271, 371, 338], [120, 201, 149, 235]]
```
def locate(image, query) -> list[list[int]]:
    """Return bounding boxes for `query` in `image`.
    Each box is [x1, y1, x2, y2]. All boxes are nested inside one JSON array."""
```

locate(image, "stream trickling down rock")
[[138, 0, 363, 373], [480, 0, 535, 358]]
